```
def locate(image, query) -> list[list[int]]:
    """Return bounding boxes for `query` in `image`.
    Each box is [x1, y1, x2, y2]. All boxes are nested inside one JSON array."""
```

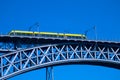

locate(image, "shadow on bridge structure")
[[0, 35, 120, 80]]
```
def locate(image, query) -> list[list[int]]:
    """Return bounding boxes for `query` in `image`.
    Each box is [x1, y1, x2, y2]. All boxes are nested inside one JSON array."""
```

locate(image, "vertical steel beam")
[[52, 46, 54, 61], [20, 52, 22, 70], [66, 45, 69, 59], [36, 48, 39, 65], [94, 43, 97, 59], [46, 67, 48, 80], [46, 66, 54, 80]]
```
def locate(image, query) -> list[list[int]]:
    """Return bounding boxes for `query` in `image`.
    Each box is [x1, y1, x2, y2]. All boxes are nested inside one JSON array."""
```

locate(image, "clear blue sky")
[[0, 0, 120, 80]]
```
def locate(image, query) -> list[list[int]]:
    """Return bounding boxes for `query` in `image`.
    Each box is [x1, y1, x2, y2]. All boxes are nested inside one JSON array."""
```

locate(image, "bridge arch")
[[0, 42, 120, 79]]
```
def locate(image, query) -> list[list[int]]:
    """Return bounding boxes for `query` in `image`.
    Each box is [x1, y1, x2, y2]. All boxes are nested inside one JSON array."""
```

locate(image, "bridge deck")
[[0, 35, 120, 45], [0, 35, 120, 54]]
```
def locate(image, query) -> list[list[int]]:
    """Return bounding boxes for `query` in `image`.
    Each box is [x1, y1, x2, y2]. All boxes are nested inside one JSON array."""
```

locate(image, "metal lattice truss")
[[0, 43, 120, 79]]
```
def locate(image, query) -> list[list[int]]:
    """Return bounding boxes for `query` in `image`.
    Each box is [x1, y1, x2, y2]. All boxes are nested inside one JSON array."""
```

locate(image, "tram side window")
[[22, 33, 26, 36], [58, 35, 64, 38], [45, 35, 50, 37], [21, 33, 32, 36], [78, 36, 81, 39], [51, 35, 57, 38], [75, 36, 82, 39], [16, 33, 21, 35], [11, 32, 23, 35], [72, 36, 80, 39], [67, 36, 70, 39], [78, 36, 82, 39], [67, 36, 73, 39], [71, 36, 75, 39], [74, 36, 78, 39], [70, 36, 75, 39], [41, 34, 53, 37], [28, 33, 32, 36], [48, 35, 52, 37], [24, 33, 29, 36], [41, 34, 46, 37]]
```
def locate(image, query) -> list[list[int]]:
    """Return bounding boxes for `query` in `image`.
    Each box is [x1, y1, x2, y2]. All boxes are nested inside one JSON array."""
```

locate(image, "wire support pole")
[[94, 26, 97, 41]]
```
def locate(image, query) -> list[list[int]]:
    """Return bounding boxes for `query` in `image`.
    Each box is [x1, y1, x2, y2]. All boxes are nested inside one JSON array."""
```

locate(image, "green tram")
[[8, 30, 86, 39]]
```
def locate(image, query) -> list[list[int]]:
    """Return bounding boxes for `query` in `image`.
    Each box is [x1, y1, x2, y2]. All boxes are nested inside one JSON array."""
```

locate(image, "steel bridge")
[[0, 35, 120, 80]]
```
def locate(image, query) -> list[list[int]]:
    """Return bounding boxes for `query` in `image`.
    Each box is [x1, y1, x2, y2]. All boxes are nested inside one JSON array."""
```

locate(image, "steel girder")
[[0, 43, 120, 79], [1, 35, 120, 54]]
